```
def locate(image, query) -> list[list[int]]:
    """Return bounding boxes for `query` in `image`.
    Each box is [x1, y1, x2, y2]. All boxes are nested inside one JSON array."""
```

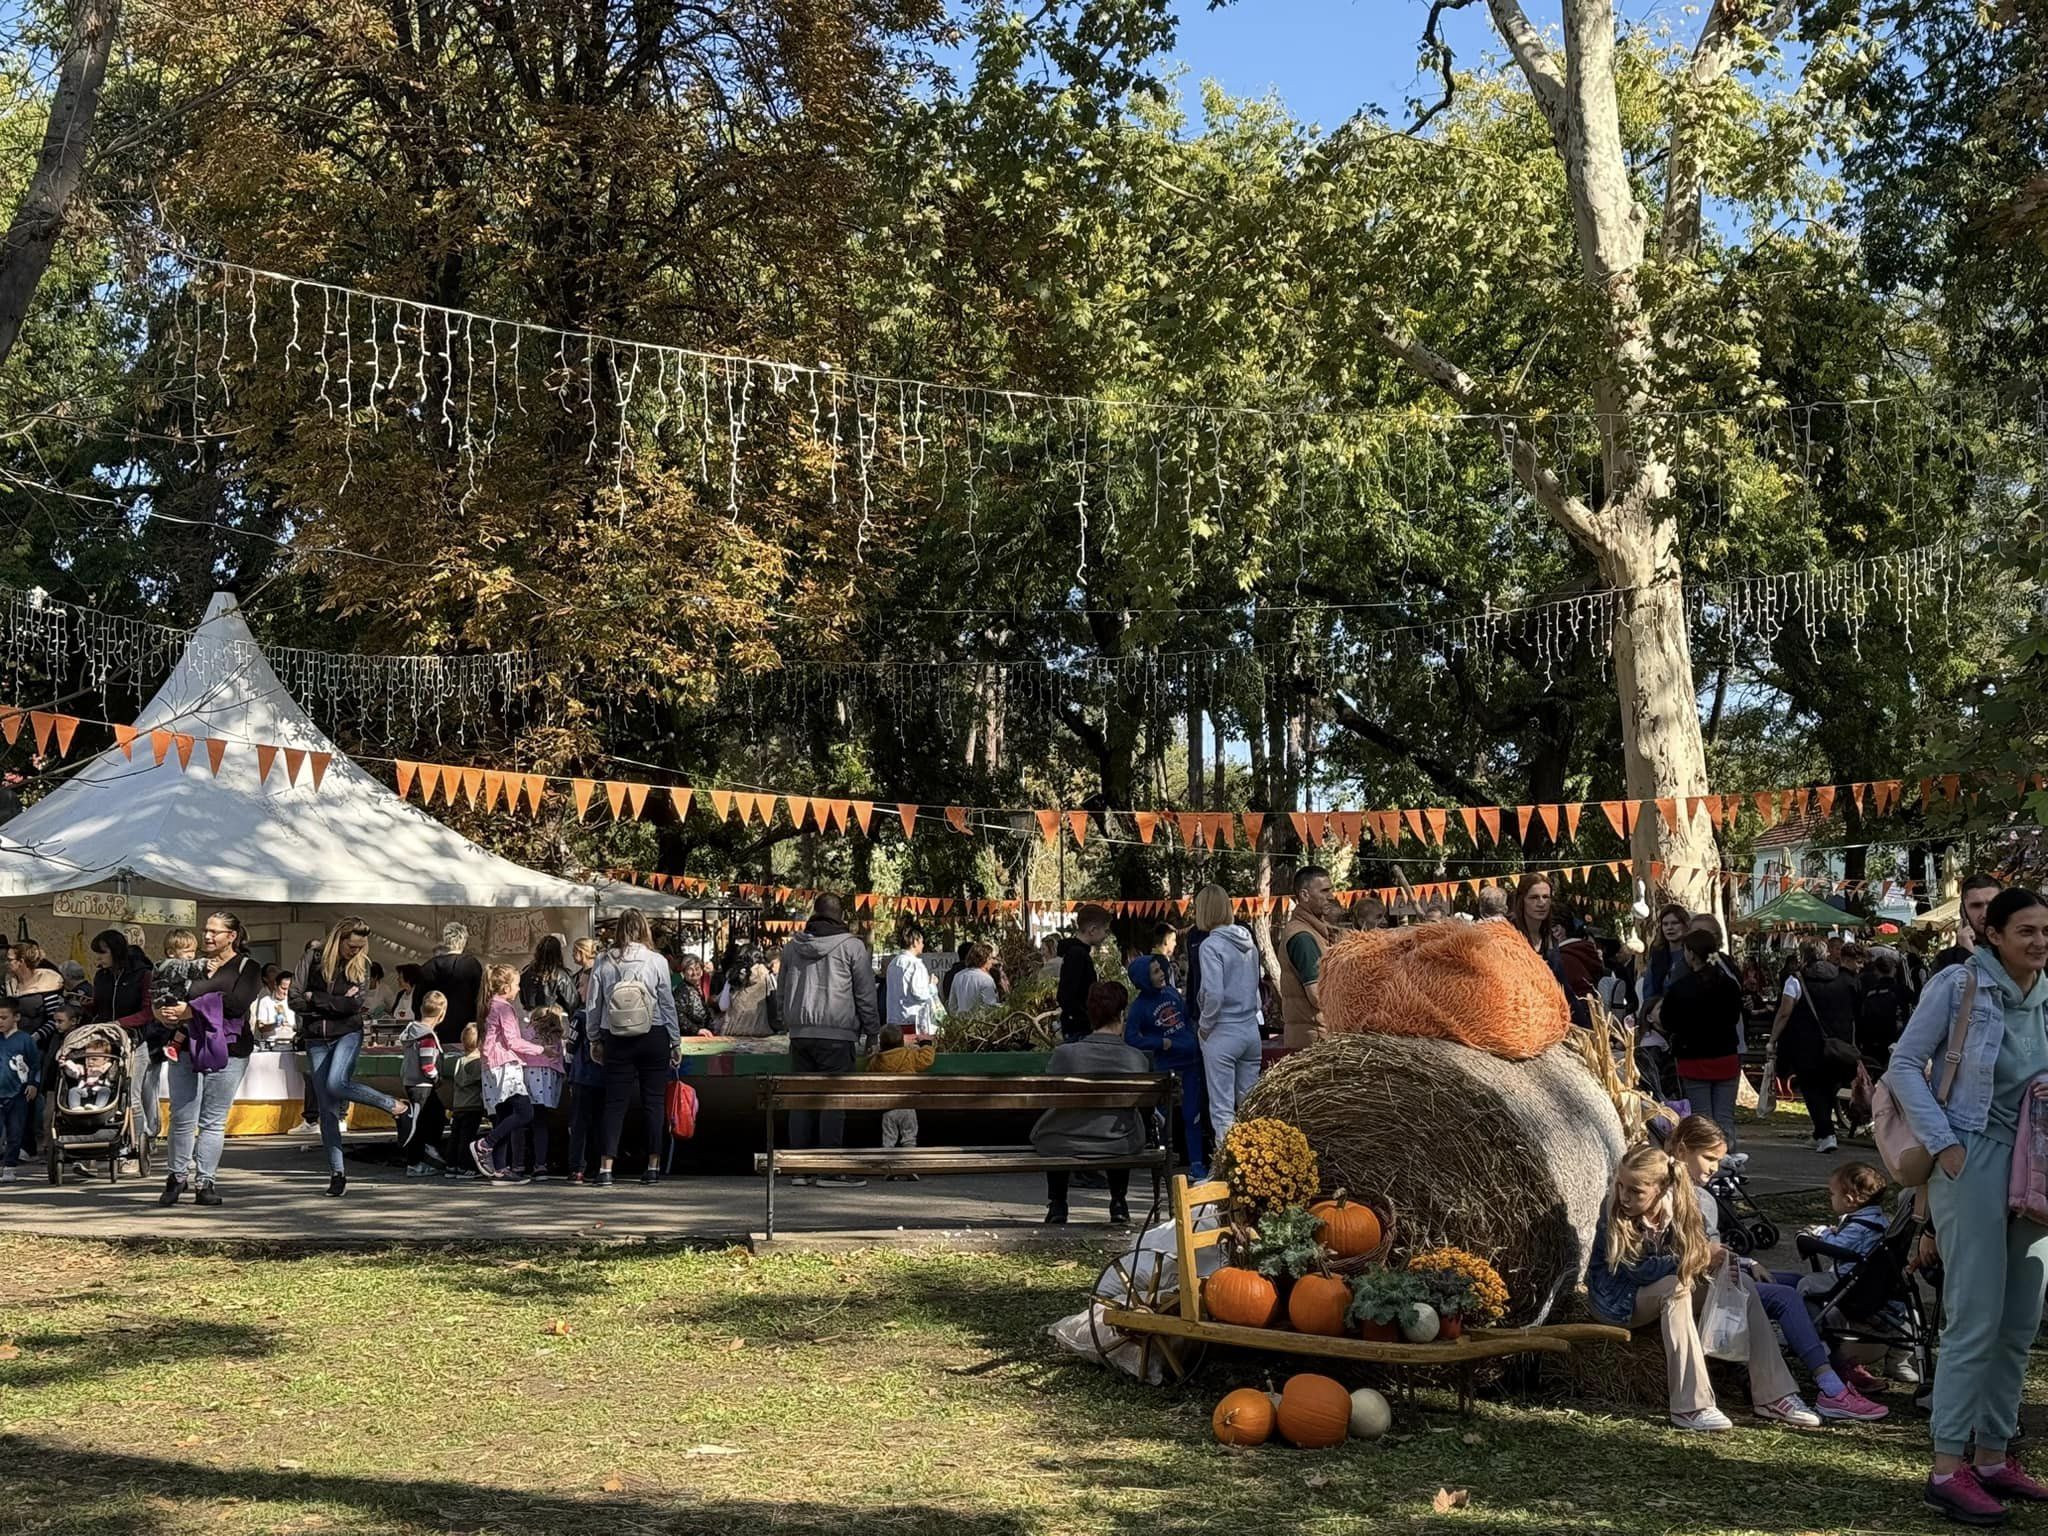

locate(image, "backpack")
[[666, 1078, 699, 1140], [605, 970, 657, 1037]]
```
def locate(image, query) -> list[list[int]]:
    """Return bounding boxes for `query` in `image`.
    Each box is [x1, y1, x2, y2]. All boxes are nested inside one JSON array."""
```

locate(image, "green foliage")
[[1345, 1265, 1428, 1327], [1244, 1203, 1325, 1283]]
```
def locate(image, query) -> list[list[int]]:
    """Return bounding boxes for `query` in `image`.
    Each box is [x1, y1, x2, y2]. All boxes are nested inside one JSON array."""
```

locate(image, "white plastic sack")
[[1700, 1257, 1750, 1361], [1045, 1207, 1226, 1383]]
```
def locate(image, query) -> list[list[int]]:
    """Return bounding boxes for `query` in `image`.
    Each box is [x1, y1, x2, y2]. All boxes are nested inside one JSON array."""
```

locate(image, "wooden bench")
[[752, 1072, 1176, 1238]]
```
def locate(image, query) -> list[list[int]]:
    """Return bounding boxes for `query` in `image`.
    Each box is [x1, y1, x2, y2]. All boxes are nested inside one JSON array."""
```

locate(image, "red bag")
[[666, 1079, 699, 1141]]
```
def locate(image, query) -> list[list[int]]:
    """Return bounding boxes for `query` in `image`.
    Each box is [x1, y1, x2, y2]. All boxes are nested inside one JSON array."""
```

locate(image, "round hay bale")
[[1317, 922, 1570, 1060], [1240, 1033, 1624, 1324]]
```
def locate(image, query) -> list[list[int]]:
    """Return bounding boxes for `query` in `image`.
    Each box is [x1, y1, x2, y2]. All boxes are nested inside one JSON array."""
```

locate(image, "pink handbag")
[[2010, 1074, 2048, 1225], [1871, 970, 1978, 1186]]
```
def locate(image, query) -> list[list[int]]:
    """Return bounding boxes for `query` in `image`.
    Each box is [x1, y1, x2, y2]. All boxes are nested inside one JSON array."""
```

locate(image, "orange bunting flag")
[[396, 761, 419, 799], [1242, 811, 1266, 847], [1656, 798, 1679, 835], [28, 711, 57, 755], [1178, 811, 1205, 848], [1335, 811, 1364, 847], [1303, 811, 1328, 846], [283, 748, 309, 787], [51, 714, 79, 756], [1600, 801, 1627, 839], [457, 766, 482, 805], [149, 729, 173, 765], [1537, 804, 1561, 840], [708, 788, 735, 822], [1477, 806, 1501, 844], [204, 738, 228, 776], [1816, 784, 1836, 818], [1135, 811, 1160, 845], [669, 785, 693, 820], [172, 734, 195, 770], [897, 803, 919, 837], [850, 800, 874, 834], [1942, 773, 1962, 805], [0, 708, 19, 745], [482, 771, 505, 811], [415, 764, 445, 805], [1211, 812, 1235, 849], [605, 782, 628, 819], [1067, 810, 1091, 847], [1457, 806, 1479, 846], [818, 799, 840, 831], [1754, 791, 1778, 828], [785, 795, 812, 830], [1289, 812, 1311, 846], [1036, 809, 1060, 845], [256, 743, 279, 785], [113, 723, 138, 760], [1563, 802, 1584, 840], [571, 778, 597, 819], [1398, 808, 1423, 844], [622, 783, 649, 819], [1918, 777, 1935, 809], [1517, 805, 1537, 842], [1875, 780, 1901, 814], [946, 805, 971, 835]]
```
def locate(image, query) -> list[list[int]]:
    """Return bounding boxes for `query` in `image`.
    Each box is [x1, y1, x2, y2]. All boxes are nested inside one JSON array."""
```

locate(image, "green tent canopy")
[[1743, 889, 1869, 930]]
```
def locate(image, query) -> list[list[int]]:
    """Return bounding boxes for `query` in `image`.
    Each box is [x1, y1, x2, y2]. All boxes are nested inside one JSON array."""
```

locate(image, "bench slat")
[[758, 1073, 1174, 1113], [755, 1148, 1169, 1174]]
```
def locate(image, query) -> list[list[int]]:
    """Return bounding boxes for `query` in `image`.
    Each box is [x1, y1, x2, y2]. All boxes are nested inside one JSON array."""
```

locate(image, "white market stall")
[[0, 592, 623, 1129]]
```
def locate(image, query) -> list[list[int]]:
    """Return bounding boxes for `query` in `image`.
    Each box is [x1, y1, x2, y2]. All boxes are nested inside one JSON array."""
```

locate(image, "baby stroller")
[[44, 1021, 149, 1184], [1707, 1164, 1780, 1256], [1797, 1199, 1939, 1404]]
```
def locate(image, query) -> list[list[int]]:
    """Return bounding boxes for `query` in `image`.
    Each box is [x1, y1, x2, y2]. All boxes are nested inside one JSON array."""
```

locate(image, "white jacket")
[[1197, 923, 1263, 1040]]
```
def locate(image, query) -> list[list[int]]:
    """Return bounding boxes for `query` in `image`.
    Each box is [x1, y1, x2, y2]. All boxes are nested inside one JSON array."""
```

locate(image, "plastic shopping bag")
[[1757, 1054, 1777, 1118], [1700, 1256, 1750, 1361]]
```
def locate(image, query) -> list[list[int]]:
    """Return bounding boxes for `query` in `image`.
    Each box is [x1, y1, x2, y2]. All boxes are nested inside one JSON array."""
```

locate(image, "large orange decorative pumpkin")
[[1212, 1388, 1275, 1446], [1286, 1273, 1351, 1337], [1204, 1267, 1279, 1328], [1311, 1192, 1382, 1259], [1277, 1373, 1351, 1448]]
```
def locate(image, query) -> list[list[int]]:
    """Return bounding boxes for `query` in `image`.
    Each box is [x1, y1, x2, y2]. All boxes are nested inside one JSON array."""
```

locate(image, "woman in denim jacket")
[[1884, 886, 2048, 1525]]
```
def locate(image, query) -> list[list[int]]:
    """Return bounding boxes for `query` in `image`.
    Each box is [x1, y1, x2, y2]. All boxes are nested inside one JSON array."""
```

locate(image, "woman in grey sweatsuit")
[[1885, 886, 2048, 1522]]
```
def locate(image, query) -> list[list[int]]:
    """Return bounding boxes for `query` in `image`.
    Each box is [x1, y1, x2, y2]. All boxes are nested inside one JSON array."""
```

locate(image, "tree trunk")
[[0, 0, 121, 369], [1187, 690, 1205, 809]]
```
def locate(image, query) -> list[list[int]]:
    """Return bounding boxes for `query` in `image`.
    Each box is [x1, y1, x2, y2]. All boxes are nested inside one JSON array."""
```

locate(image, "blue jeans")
[[0, 1093, 29, 1165], [304, 1032, 401, 1174], [167, 1054, 249, 1185], [1678, 1075, 1739, 1153]]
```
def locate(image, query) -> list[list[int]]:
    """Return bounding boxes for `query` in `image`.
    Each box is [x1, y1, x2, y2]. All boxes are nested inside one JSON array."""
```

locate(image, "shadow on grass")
[[0, 1437, 1040, 1536], [4, 1317, 277, 1392]]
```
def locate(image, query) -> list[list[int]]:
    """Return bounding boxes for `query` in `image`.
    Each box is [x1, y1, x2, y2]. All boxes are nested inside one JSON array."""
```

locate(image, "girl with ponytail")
[[1587, 1143, 1821, 1432]]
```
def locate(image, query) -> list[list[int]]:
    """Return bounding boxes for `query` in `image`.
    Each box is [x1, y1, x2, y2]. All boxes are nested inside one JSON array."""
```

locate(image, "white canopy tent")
[[0, 592, 614, 967]]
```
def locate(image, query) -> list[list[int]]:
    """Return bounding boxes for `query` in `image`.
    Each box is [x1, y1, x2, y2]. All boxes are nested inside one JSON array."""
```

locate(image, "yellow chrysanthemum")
[[1219, 1118, 1319, 1214], [1406, 1245, 1509, 1325]]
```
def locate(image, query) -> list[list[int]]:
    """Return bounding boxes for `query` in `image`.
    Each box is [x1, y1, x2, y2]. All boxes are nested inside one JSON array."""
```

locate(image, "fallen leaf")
[[0, 1343, 19, 1361], [1432, 1488, 1470, 1514], [544, 1319, 572, 1337], [724, 1337, 746, 1352], [277, 1460, 305, 1472], [1304, 1472, 1331, 1489], [600, 1475, 625, 1493], [1460, 1432, 1483, 1446]]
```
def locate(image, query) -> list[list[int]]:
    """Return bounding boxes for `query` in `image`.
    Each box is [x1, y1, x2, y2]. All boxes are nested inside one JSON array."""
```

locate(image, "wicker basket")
[[1324, 1192, 1397, 1277]]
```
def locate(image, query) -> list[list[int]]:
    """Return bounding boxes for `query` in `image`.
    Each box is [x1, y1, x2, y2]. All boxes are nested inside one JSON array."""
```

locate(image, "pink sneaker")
[[1924, 1465, 2009, 1526], [1844, 1364, 1885, 1397], [1816, 1386, 1888, 1422], [1978, 1456, 2048, 1502]]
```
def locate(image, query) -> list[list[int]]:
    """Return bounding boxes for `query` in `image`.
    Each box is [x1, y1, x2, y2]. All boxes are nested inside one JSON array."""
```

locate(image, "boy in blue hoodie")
[[1123, 956, 1209, 1180], [0, 1000, 40, 1182]]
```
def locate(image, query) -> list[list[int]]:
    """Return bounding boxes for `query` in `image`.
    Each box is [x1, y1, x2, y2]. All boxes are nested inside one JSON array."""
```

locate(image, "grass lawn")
[[0, 1217, 2024, 1536]]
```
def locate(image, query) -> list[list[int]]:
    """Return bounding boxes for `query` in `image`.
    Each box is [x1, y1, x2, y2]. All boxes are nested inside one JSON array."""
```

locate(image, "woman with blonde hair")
[[297, 916, 416, 1197], [1586, 1143, 1820, 1431], [1191, 883, 1263, 1144]]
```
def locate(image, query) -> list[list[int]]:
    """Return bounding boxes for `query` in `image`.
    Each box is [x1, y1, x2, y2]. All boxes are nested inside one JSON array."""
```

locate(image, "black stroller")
[[44, 1021, 150, 1183], [1706, 1163, 1780, 1255], [1797, 1199, 1939, 1404]]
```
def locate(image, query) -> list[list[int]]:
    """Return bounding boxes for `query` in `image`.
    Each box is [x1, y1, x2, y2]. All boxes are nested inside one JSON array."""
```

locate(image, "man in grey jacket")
[[776, 893, 881, 1183]]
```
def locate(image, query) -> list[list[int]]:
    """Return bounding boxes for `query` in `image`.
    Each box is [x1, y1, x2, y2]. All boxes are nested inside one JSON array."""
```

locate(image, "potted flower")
[[1346, 1267, 1427, 1343], [1246, 1205, 1325, 1294], [1406, 1247, 1509, 1341]]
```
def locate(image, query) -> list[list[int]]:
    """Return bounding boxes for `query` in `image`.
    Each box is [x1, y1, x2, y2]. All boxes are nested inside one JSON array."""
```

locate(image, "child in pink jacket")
[[474, 964, 560, 1182]]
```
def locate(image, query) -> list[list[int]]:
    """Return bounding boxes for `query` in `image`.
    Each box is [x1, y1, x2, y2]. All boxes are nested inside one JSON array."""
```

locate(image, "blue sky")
[[1152, 0, 1504, 133]]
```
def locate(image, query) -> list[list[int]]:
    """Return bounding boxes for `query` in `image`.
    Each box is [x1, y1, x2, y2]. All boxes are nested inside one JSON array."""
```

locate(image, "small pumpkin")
[[1310, 1190, 1382, 1259], [1286, 1273, 1352, 1337], [1204, 1266, 1280, 1328], [1401, 1301, 1441, 1344], [1277, 1372, 1352, 1448], [1212, 1388, 1275, 1446], [1348, 1387, 1393, 1440]]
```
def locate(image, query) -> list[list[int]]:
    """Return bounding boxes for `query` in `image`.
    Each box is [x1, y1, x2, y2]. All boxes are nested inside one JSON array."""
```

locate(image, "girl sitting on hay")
[[1588, 1144, 1836, 1433]]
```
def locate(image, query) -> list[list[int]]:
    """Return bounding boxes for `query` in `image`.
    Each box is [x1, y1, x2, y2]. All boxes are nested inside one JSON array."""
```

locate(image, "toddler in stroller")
[[1793, 1165, 1935, 1401], [45, 1021, 147, 1183], [61, 1039, 120, 1113]]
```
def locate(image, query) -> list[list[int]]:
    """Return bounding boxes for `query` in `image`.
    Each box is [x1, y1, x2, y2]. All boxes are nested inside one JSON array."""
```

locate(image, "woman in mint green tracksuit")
[[1887, 886, 2048, 1527]]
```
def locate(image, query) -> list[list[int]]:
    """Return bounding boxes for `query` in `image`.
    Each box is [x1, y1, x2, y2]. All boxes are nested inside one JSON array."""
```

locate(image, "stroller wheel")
[[1753, 1221, 1780, 1251], [1725, 1223, 1754, 1257]]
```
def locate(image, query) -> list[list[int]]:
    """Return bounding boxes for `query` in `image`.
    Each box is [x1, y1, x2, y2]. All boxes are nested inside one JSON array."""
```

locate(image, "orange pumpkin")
[[1277, 1372, 1351, 1448], [1212, 1387, 1275, 1446], [1204, 1267, 1280, 1328], [1286, 1273, 1351, 1337], [1311, 1192, 1382, 1259]]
